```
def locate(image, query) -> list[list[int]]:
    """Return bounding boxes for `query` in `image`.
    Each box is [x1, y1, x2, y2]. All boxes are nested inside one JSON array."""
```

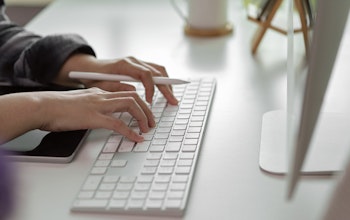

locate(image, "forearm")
[[0, 93, 43, 143]]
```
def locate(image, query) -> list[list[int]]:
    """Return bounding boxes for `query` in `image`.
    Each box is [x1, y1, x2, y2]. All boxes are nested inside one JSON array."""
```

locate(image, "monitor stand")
[[259, 110, 350, 175]]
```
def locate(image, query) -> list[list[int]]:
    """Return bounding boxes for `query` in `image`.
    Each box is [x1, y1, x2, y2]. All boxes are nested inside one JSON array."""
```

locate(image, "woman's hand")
[[56, 54, 178, 105], [0, 88, 154, 144]]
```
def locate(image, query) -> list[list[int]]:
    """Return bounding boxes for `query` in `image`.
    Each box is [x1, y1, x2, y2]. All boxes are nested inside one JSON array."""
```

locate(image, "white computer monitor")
[[286, 0, 350, 198], [258, 0, 350, 199]]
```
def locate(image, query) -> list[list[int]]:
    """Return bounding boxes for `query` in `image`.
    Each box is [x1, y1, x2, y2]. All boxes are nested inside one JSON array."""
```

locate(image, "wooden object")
[[248, 0, 310, 54]]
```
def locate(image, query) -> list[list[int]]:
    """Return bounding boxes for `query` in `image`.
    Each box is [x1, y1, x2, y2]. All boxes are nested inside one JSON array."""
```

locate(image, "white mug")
[[171, 0, 232, 36]]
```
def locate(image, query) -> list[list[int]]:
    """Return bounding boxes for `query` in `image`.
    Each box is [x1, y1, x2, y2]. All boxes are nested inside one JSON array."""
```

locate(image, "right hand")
[[0, 88, 154, 143], [38, 87, 155, 142]]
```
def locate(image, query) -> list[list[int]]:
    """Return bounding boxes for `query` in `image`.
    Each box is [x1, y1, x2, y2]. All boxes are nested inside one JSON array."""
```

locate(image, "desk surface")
[[11, 0, 350, 219]]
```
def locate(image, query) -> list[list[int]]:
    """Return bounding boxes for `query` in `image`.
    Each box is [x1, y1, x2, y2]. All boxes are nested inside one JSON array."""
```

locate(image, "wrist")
[[0, 93, 44, 142], [55, 53, 99, 87]]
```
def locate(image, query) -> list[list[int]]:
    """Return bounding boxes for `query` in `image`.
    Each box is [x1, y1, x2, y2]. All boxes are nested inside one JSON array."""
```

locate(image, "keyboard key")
[[172, 175, 189, 183], [165, 142, 182, 152], [155, 133, 169, 139], [168, 191, 184, 199], [175, 167, 191, 175], [177, 114, 190, 119], [149, 191, 166, 199], [82, 176, 103, 190], [152, 183, 169, 191], [78, 191, 94, 199], [134, 141, 151, 152], [99, 183, 116, 191], [170, 183, 187, 191], [169, 136, 184, 142], [116, 183, 133, 191], [118, 139, 135, 152], [131, 191, 148, 200], [146, 199, 163, 209], [95, 160, 110, 167], [141, 167, 157, 175], [185, 133, 200, 139], [171, 130, 186, 136], [110, 159, 127, 167], [180, 152, 195, 159], [120, 176, 136, 183], [182, 145, 197, 152], [109, 199, 127, 210], [155, 175, 171, 183], [187, 127, 201, 133], [192, 111, 206, 116], [165, 199, 182, 209], [144, 159, 160, 167], [161, 116, 175, 122], [91, 167, 107, 175], [113, 191, 130, 199], [158, 122, 173, 127], [95, 191, 112, 199], [189, 121, 203, 127], [134, 183, 151, 191], [163, 111, 177, 117], [98, 153, 114, 160], [141, 134, 154, 141], [173, 125, 187, 130], [157, 127, 172, 133], [107, 135, 123, 143], [160, 159, 176, 167], [73, 200, 108, 210], [158, 167, 174, 175], [163, 153, 178, 160], [103, 176, 119, 183], [177, 159, 193, 166], [152, 139, 167, 145], [137, 176, 154, 183], [149, 145, 165, 152], [147, 153, 162, 160], [184, 139, 198, 145]]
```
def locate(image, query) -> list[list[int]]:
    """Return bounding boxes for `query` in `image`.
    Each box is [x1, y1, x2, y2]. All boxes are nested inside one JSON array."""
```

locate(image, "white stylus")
[[69, 71, 190, 85]]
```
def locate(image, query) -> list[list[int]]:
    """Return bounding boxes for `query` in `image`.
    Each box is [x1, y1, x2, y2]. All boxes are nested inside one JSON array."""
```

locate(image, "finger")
[[105, 97, 151, 133], [121, 57, 155, 104], [143, 62, 179, 103], [99, 115, 144, 142], [131, 58, 178, 105], [144, 62, 169, 77], [144, 61, 172, 91], [106, 92, 156, 128], [128, 93, 156, 128], [157, 85, 178, 105]]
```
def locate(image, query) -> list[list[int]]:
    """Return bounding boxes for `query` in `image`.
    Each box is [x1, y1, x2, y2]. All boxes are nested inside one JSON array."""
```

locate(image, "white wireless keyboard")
[[71, 78, 216, 217]]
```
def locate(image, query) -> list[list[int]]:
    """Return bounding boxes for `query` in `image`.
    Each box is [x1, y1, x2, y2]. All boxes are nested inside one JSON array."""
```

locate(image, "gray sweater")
[[0, 0, 95, 86]]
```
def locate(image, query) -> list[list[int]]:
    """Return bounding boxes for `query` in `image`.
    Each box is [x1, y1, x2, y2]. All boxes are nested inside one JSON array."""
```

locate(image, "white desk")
[[11, 0, 350, 219]]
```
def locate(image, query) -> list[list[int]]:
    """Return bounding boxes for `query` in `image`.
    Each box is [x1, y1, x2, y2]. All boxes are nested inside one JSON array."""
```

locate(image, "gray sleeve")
[[12, 33, 95, 86], [0, 3, 95, 86]]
